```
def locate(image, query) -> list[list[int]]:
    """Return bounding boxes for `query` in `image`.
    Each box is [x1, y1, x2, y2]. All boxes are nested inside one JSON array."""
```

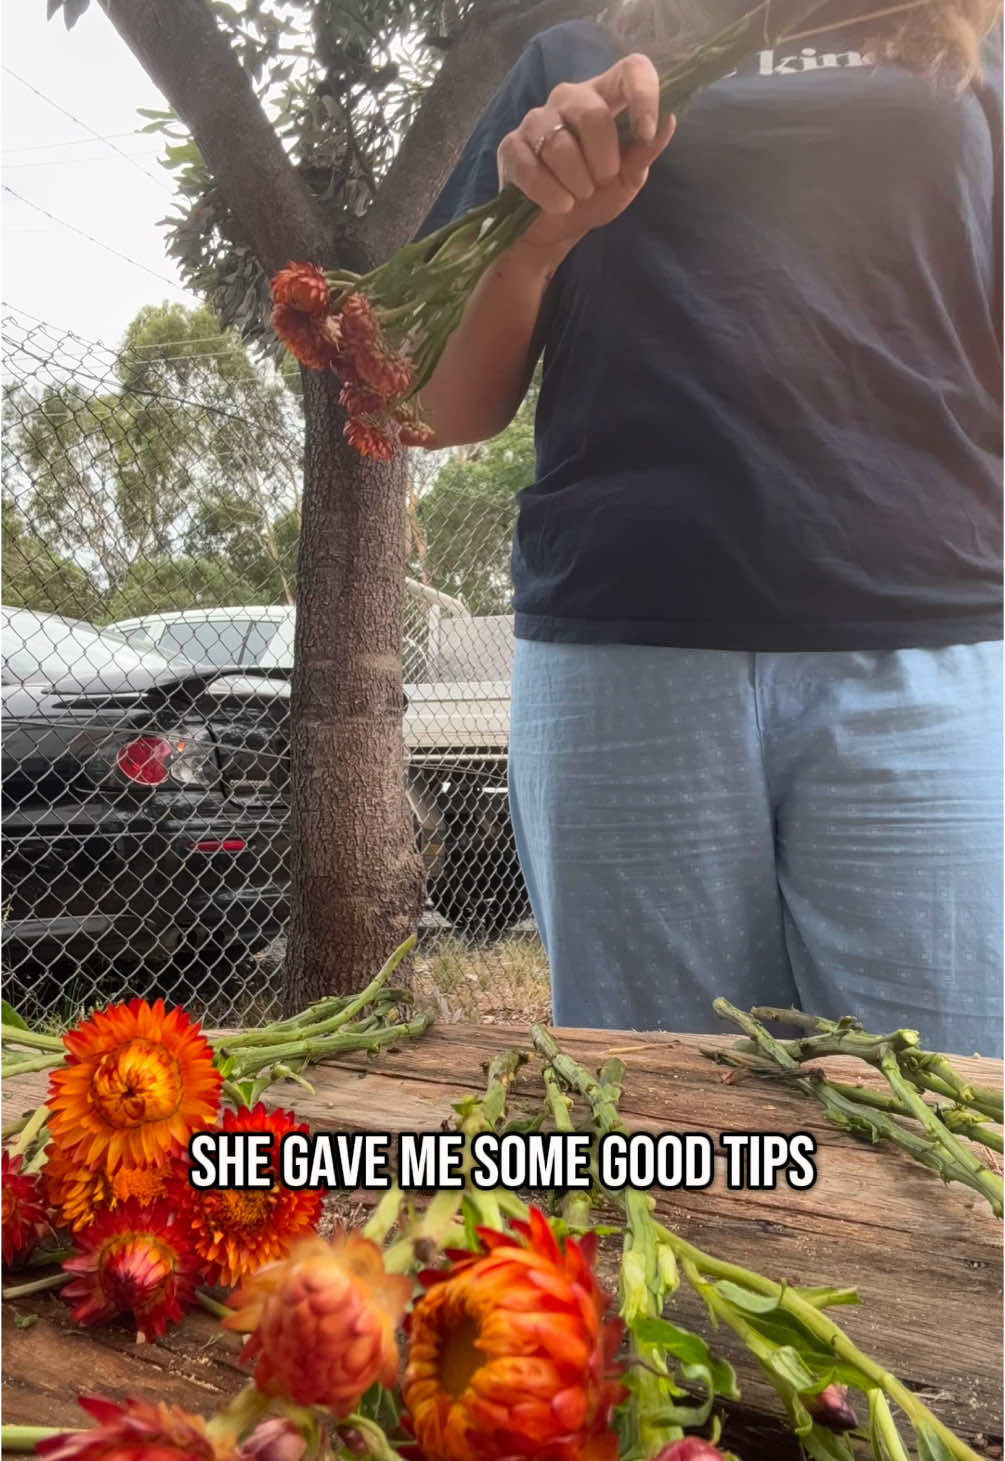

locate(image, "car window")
[[1, 609, 171, 684], [244, 622, 282, 665], [157, 619, 252, 667]]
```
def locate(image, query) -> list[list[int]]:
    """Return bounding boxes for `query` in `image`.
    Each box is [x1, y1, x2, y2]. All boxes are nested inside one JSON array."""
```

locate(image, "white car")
[[109, 592, 460, 682]]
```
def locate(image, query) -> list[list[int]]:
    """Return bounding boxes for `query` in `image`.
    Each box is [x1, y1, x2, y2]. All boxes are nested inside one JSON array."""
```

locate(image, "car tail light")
[[114, 729, 216, 788], [117, 735, 172, 785], [192, 838, 246, 853]]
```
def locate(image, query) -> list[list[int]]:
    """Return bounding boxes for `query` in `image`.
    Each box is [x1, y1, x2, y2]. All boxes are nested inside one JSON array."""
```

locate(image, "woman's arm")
[[419, 52, 676, 448]]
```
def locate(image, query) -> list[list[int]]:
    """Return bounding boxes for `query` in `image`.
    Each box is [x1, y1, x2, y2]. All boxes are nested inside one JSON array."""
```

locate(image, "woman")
[[417, 0, 1003, 1055]]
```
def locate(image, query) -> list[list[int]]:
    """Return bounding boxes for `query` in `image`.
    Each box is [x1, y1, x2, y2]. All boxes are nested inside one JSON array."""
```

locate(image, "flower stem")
[[2, 1052, 64, 1078], [8, 1103, 48, 1162], [2, 1271, 71, 1300], [0, 1426, 67, 1452], [0, 1024, 64, 1052], [196, 1287, 233, 1320], [215, 937, 415, 1055], [535, 1026, 982, 1461]]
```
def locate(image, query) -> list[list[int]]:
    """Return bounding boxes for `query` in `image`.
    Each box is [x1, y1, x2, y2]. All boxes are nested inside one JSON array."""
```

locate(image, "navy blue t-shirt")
[[420, 18, 1003, 651]]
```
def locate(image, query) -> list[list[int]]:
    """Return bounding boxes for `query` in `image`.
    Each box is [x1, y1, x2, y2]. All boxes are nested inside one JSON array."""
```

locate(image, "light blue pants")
[[507, 640, 1003, 1057]]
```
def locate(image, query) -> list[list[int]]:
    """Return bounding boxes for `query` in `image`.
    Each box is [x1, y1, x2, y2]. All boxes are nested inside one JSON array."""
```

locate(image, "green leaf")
[[800, 1425, 858, 1461], [714, 1279, 783, 1314], [766, 1344, 818, 1391], [630, 1315, 739, 1399], [915, 1424, 958, 1461], [1, 1002, 29, 1031]]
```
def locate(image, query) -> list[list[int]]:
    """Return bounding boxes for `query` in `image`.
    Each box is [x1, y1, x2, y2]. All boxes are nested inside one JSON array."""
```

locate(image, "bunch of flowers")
[[1, 937, 427, 1342], [2, 1014, 986, 1461], [268, 0, 833, 460]]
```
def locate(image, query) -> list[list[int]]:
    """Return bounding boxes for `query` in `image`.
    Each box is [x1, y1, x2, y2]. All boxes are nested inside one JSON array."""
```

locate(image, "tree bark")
[[93, 0, 595, 1002], [285, 371, 424, 1004]]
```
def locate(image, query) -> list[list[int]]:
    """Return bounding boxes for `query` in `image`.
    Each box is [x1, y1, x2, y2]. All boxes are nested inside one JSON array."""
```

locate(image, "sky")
[[2, 1, 201, 351]]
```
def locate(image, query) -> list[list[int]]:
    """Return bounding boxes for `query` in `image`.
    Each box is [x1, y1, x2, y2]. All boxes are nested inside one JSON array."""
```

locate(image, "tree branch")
[[351, 0, 599, 262], [99, 0, 328, 270]]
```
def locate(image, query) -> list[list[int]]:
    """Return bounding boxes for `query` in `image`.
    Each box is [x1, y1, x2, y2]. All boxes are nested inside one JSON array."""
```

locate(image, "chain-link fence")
[[1, 307, 543, 1028]]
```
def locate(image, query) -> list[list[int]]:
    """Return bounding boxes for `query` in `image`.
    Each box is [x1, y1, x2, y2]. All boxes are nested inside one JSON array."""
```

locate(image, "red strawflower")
[[2, 1148, 47, 1267], [344, 417, 396, 461], [271, 262, 330, 316], [62, 1199, 200, 1340], [339, 382, 387, 417], [36, 1395, 240, 1461], [397, 419, 436, 448], [178, 1103, 322, 1288], [353, 343, 412, 400], [272, 303, 342, 371], [338, 292, 379, 347]]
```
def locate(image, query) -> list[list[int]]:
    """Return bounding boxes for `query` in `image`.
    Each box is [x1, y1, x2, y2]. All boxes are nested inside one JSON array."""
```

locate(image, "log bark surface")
[[4, 1026, 1001, 1453]]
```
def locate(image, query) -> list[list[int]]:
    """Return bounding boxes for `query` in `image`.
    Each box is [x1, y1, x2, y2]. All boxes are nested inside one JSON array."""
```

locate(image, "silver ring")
[[532, 121, 570, 160]]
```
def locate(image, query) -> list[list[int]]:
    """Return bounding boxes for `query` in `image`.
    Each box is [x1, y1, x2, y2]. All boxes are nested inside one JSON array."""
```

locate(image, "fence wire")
[[1, 308, 537, 1028]]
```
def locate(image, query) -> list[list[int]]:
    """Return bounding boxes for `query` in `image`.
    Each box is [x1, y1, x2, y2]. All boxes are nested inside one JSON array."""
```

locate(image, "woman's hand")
[[497, 52, 676, 256]]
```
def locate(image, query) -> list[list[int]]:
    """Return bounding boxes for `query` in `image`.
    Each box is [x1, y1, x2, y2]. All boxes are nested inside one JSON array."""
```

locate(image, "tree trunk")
[[284, 369, 425, 1006]]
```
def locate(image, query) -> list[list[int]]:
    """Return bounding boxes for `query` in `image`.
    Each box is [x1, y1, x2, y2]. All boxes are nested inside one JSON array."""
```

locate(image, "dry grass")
[[412, 931, 551, 1026]]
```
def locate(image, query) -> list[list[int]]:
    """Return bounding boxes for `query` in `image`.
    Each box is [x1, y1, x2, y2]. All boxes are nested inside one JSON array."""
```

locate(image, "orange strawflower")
[[62, 1199, 200, 1341], [47, 998, 221, 1174], [179, 1103, 322, 1288], [2, 1149, 47, 1266], [402, 1208, 626, 1461], [225, 1229, 411, 1414], [45, 1145, 183, 1234], [271, 261, 330, 316], [36, 1395, 241, 1461], [271, 303, 342, 371], [45, 1145, 113, 1234]]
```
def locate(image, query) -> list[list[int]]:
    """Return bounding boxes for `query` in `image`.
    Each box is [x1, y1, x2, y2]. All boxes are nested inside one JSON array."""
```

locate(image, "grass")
[[412, 931, 551, 1026]]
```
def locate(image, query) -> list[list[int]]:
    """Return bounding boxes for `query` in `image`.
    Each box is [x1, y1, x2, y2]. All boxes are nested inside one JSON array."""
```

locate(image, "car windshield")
[[1, 609, 176, 685]]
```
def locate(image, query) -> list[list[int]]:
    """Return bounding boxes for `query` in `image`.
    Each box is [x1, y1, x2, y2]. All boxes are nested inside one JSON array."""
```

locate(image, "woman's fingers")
[[592, 52, 662, 143], [496, 53, 673, 222], [498, 125, 579, 212], [619, 112, 676, 190]]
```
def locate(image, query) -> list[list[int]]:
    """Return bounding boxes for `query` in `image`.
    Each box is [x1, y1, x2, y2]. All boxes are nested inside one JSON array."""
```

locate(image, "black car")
[[1, 608, 291, 1018]]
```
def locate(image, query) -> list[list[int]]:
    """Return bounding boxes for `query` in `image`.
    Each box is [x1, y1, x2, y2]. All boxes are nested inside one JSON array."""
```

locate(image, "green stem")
[[2, 1271, 71, 1300], [0, 1025, 64, 1052], [2, 1053, 63, 1079], [900, 1050, 1004, 1124], [228, 1014, 431, 1081], [541, 1025, 981, 1461], [343, 1413, 410, 1461], [877, 1048, 1003, 1216], [8, 1104, 48, 1162], [204, 1383, 271, 1444], [196, 1287, 233, 1321], [216, 936, 416, 1064], [712, 1002, 999, 1208], [0, 1426, 68, 1453]]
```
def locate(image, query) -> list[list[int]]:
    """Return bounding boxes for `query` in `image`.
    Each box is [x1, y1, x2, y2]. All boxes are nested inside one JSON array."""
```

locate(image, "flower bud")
[[807, 1383, 858, 1431], [650, 1441, 725, 1461], [241, 1418, 307, 1461]]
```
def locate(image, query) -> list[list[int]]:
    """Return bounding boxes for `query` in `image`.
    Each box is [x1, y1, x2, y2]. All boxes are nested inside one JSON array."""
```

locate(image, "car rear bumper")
[[2, 799, 290, 965]]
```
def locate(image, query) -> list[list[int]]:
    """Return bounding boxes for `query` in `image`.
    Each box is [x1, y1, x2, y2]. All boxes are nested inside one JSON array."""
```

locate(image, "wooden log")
[[3, 1026, 1001, 1455]]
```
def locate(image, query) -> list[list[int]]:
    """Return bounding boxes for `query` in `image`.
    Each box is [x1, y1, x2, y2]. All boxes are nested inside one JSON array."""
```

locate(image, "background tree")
[[414, 386, 536, 615], [3, 300, 301, 620], [47, 0, 592, 1002]]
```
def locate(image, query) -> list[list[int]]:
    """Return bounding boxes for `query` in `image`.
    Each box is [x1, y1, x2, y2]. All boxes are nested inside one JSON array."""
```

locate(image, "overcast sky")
[[3, 2, 200, 349]]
